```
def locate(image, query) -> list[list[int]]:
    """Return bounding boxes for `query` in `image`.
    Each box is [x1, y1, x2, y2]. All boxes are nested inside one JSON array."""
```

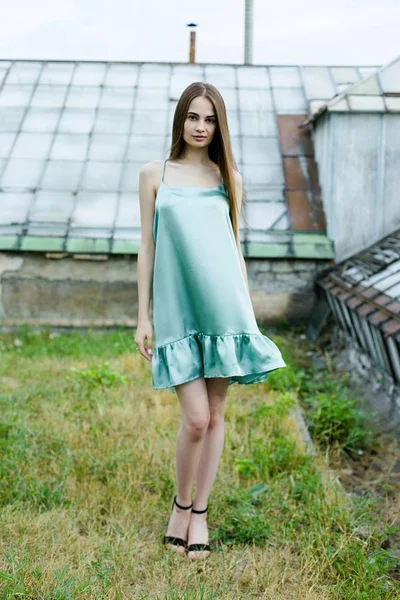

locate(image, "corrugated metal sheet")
[[318, 229, 400, 383]]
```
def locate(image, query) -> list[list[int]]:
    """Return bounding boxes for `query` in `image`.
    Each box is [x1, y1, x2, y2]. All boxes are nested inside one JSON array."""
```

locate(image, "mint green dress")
[[152, 159, 286, 394]]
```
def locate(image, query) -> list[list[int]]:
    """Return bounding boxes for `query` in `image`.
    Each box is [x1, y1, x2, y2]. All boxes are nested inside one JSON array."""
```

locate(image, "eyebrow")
[[187, 111, 216, 118]]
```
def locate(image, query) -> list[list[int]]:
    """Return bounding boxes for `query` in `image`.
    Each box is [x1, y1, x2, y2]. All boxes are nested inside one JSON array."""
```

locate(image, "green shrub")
[[70, 362, 128, 388], [305, 391, 375, 454]]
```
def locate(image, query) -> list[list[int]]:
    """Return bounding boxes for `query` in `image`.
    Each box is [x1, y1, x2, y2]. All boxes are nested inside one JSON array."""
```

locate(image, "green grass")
[[0, 325, 399, 599], [267, 333, 376, 456]]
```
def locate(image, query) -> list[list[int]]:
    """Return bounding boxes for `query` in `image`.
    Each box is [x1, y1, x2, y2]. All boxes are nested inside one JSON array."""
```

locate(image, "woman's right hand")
[[134, 320, 153, 362]]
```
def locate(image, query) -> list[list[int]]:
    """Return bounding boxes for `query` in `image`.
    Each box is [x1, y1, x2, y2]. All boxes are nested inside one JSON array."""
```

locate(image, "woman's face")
[[182, 95, 217, 148]]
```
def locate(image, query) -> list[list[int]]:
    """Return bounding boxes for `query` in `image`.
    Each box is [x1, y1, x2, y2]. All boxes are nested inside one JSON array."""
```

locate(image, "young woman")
[[134, 82, 286, 560]]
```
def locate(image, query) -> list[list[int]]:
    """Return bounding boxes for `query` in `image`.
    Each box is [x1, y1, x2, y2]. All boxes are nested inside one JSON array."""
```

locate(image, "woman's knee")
[[184, 412, 210, 440], [208, 398, 226, 429], [176, 378, 210, 441]]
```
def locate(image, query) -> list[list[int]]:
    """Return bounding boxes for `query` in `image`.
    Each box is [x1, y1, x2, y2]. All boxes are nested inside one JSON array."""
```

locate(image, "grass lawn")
[[0, 325, 399, 599]]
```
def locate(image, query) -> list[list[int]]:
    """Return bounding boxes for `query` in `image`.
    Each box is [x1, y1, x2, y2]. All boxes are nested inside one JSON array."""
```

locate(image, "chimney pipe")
[[244, 0, 253, 65], [187, 23, 198, 64]]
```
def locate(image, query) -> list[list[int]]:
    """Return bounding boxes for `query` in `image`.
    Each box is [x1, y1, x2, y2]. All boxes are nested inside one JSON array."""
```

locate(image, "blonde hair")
[[168, 81, 246, 243]]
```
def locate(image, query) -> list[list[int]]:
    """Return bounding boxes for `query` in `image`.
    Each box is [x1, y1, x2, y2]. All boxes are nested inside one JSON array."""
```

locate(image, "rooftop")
[[302, 54, 400, 126], [0, 59, 381, 258], [318, 229, 400, 381]]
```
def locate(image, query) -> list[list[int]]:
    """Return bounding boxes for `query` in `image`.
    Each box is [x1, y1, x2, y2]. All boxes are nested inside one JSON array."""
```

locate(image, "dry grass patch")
[[0, 327, 398, 599]]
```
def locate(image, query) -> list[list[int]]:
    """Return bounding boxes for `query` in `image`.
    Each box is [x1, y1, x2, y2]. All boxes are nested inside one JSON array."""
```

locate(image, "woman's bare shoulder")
[[139, 160, 163, 179], [233, 169, 243, 184]]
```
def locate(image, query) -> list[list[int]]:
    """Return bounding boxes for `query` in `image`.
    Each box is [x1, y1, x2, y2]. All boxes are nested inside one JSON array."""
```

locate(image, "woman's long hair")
[[168, 82, 247, 244]]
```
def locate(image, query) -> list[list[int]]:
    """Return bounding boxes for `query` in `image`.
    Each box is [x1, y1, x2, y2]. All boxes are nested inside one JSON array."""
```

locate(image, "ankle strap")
[[174, 495, 193, 510], [192, 505, 208, 514]]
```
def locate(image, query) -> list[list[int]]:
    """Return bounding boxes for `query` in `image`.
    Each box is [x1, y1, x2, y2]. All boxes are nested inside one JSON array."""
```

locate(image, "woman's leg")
[[187, 377, 230, 559], [164, 377, 210, 553]]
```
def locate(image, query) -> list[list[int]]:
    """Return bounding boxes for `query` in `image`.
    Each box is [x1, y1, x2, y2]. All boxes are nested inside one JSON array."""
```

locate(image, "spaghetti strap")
[[161, 159, 167, 183]]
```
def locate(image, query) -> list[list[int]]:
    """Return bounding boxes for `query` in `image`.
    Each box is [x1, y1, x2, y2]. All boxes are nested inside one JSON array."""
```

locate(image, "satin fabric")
[[151, 162, 286, 394]]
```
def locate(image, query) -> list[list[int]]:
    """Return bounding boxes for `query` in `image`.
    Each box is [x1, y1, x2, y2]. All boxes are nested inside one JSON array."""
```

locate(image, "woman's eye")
[[188, 115, 215, 123]]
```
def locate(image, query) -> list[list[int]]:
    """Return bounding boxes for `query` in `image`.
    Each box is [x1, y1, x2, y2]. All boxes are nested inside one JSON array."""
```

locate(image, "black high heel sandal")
[[163, 495, 193, 552], [186, 504, 211, 557]]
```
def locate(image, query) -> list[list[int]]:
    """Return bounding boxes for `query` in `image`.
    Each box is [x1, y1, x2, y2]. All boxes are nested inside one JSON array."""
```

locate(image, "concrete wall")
[[313, 112, 400, 262], [0, 251, 331, 328]]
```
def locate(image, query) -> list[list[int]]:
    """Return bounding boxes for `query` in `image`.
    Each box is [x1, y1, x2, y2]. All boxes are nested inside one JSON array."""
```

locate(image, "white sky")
[[1, 0, 399, 67]]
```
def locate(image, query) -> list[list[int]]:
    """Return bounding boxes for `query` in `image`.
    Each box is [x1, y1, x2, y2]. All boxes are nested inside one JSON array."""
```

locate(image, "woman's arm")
[[233, 171, 251, 296], [135, 162, 157, 360]]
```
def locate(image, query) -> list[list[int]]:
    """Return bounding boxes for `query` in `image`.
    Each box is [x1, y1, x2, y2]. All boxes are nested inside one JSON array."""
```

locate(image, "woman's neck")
[[177, 148, 213, 167]]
